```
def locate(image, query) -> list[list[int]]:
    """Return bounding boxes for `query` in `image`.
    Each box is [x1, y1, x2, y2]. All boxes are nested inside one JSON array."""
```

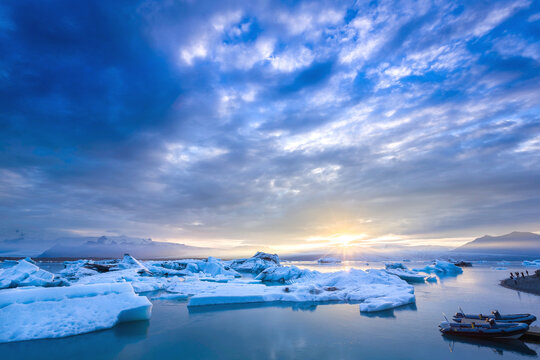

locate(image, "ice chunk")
[[523, 260, 540, 267], [0, 283, 152, 343], [385, 268, 427, 283], [317, 258, 342, 264], [183, 269, 415, 312], [0, 260, 64, 289], [255, 265, 318, 283], [384, 263, 432, 283], [413, 260, 463, 275], [146, 257, 240, 278], [75, 268, 173, 293], [229, 252, 281, 274], [493, 267, 507, 270], [112, 254, 151, 275], [385, 262, 407, 270], [60, 260, 99, 279], [198, 257, 241, 277]]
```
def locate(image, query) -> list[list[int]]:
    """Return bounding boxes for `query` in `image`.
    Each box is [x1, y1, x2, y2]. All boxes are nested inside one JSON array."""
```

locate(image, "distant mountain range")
[[38, 236, 211, 259], [27, 231, 540, 261], [452, 231, 540, 259]]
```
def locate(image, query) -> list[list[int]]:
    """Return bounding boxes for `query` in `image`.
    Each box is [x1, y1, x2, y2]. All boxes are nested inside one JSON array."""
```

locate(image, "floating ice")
[[523, 260, 540, 267], [384, 263, 434, 283], [0, 283, 152, 343], [112, 254, 151, 274], [146, 257, 240, 278], [75, 268, 174, 293], [385, 268, 428, 283], [317, 258, 342, 264], [179, 269, 415, 312], [229, 252, 280, 274], [385, 262, 407, 270], [255, 265, 317, 283], [413, 260, 463, 275], [60, 260, 99, 279], [0, 260, 65, 289]]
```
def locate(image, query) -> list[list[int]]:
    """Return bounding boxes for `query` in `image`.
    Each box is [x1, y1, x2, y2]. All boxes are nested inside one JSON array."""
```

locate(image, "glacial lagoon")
[[2, 261, 539, 360]]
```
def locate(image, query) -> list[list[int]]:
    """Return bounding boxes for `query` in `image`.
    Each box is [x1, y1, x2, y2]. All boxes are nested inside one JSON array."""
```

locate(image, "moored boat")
[[439, 321, 529, 339], [454, 310, 536, 325]]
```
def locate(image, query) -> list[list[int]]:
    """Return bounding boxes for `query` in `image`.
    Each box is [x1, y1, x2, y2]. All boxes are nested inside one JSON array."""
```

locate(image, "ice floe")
[[0, 260, 67, 289], [161, 268, 415, 312], [413, 260, 463, 275], [255, 265, 318, 283], [0, 283, 151, 343], [228, 252, 280, 273], [384, 263, 436, 283], [523, 260, 540, 267]]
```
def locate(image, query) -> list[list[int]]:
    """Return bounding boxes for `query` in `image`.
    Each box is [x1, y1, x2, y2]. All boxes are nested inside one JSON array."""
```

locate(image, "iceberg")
[[385, 268, 428, 283], [146, 257, 240, 278], [229, 252, 281, 274], [523, 260, 540, 267], [255, 265, 317, 283], [0, 283, 152, 343], [0, 260, 66, 289], [180, 269, 415, 312], [112, 254, 151, 274], [317, 257, 342, 264], [384, 263, 434, 283], [413, 260, 463, 275], [60, 260, 99, 279], [385, 262, 407, 270], [75, 268, 174, 293]]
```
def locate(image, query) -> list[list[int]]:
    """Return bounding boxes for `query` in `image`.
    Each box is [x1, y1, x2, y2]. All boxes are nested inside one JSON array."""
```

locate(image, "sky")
[[1, 0, 540, 255]]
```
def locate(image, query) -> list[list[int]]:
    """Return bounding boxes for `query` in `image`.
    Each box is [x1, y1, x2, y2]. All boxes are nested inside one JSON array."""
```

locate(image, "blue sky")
[[1, 0, 540, 254]]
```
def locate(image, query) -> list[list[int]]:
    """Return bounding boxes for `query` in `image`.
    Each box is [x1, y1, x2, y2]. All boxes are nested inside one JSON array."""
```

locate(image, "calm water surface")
[[2, 261, 540, 359]]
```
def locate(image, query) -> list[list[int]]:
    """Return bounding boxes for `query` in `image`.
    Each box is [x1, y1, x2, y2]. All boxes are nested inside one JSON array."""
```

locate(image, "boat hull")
[[439, 322, 529, 339]]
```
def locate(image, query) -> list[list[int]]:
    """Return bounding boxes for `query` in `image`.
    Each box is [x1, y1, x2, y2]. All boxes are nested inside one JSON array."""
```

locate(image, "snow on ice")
[[0, 283, 151, 343]]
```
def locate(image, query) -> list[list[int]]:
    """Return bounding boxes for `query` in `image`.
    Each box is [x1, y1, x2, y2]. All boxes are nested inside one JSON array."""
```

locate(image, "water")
[[2, 261, 540, 359]]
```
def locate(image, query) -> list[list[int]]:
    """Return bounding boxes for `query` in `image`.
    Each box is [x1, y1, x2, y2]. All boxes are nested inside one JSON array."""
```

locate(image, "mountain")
[[37, 236, 211, 259], [452, 231, 540, 259]]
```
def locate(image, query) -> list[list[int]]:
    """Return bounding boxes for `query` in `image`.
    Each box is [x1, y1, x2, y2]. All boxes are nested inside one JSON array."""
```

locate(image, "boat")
[[454, 310, 537, 325], [439, 320, 529, 339]]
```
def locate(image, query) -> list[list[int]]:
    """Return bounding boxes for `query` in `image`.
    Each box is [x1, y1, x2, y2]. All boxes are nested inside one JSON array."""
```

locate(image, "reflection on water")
[[187, 300, 321, 314], [359, 302, 418, 318], [1, 320, 150, 360], [443, 335, 538, 357], [1, 261, 540, 359]]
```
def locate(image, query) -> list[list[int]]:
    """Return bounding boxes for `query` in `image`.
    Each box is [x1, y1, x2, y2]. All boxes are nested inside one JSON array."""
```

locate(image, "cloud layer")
[[1, 0, 540, 253]]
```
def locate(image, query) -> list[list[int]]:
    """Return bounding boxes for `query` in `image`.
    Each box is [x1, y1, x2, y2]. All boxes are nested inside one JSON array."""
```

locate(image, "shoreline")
[[500, 274, 540, 296]]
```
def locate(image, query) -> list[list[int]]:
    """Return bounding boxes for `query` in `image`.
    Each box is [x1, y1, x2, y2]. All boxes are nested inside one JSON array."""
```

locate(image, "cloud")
[[1, 0, 539, 254]]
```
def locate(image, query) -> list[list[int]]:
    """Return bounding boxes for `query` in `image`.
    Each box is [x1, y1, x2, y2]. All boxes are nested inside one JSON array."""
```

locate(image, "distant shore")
[[501, 274, 540, 296]]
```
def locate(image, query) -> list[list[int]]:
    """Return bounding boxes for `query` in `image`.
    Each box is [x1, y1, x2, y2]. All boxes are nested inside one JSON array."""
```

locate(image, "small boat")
[[454, 310, 537, 325], [439, 320, 529, 339]]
